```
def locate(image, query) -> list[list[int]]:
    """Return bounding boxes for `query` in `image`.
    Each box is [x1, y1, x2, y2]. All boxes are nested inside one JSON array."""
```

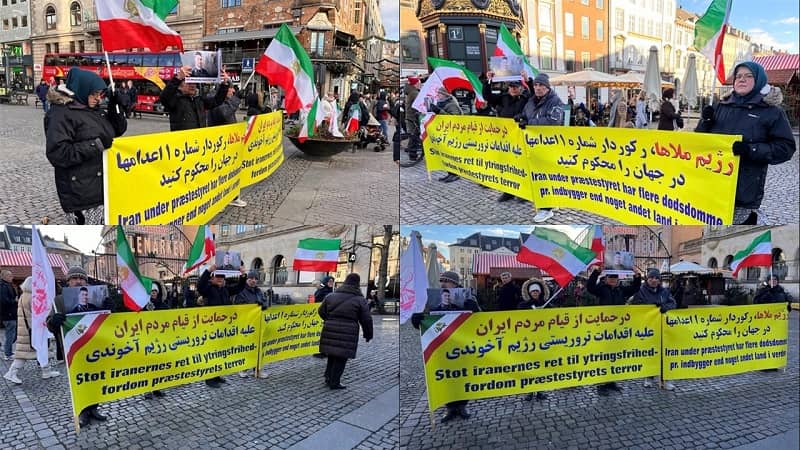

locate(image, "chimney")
[[64, 236, 69, 245]]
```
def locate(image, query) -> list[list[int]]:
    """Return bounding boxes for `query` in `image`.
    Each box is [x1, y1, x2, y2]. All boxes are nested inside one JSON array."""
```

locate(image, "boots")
[[41, 367, 60, 379], [88, 405, 107, 421], [78, 409, 91, 427], [3, 366, 21, 384]]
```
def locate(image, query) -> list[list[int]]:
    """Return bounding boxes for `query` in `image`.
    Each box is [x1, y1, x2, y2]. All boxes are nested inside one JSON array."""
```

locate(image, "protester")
[[197, 264, 247, 388], [629, 268, 676, 390], [116, 82, 131, 118], [517, 73, 564, 222], [315, 276, 335, 304], [430, 87, 463, 183], [518, 278, 551, 401], [35, 78, 50, 112], [183, 283, 197, 308], [671, 279, 685, 309], [657, 88, 682, 131], [695, 61, 795, 224], [159, 65, 229, 131], [2, 277, 60, 385], [1, 270, 18, 361], [207, 82, 241, 126], [144, 283, 168, 399], [404, 77, 422, 161], [754, 274, 792, 311], [496, 272, 520, 311], [317, 273, 373, 390], [635, 93, 647, 128], [342, 92, 369, 131], [245, 89, 267, 117], [45, 67, 128, 224], [607, 89, 627, 128], [375, 91, 391, 140], [587, 267, 642, 395]]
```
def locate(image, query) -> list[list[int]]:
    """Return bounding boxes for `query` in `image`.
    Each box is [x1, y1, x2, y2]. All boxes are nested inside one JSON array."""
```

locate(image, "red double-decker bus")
[[42, 52, 182, 114]]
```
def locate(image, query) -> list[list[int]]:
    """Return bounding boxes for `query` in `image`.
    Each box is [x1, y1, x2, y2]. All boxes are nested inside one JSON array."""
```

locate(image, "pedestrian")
[[207, 82, 241, 126], [657, 88, 683, 131], [44, 67, 127, 224], [518, 278, 550, 401], [234, 270, 269, 378], [317, 273, 373, 390], [342, 92, 369, 132], [404, 77, 422, 161], [116, 82, 131, 119], [628, 268, 676, 390], [496, 272, 520, 311], [586, 266, 641, 395], [35, 78, 50, 112], [754, 274, 792, 311], [3, 276, 61, 385], [1, 270, 19, 361], [245, 89, 266, 117], [390, 95, 405, 165], [183, 283, 197, 308], [374, 91, 391, 140], [144, 282, 168, 399], [126, 80, 141, 119], [517, 73, 564, 223], [197, 264, 247, 388], [635, 93, 647, 128], [695, 61, 795, 224], [671, 279, 685, 309], [430, 87, 463, 184]]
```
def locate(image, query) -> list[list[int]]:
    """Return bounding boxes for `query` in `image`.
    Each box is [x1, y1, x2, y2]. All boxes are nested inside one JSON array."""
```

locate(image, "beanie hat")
[[321, 276, 334, 284], [408, 76, 420, 85], [67, 266, 88, 280], [65, 67, 107, 106], [343, 273, 360, 286], [528, 283, 542, 292], [247, 270, 259, 279], [533, 73, 550, 88], [439, 271, 460, 285], [647, 268, 661, 279], [662, 88, 674, 100]]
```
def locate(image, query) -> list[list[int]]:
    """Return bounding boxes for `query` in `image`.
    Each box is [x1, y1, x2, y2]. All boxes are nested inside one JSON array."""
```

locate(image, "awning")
[[0, 249, 69, 280], [201, 27, 302, 43], [472, 253, 542, 278], [753, 54, 799, 71]]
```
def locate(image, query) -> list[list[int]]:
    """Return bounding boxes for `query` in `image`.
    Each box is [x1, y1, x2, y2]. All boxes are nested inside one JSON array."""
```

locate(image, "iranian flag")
[[255, 23, 317, 115], [495, 24, 539, 80], [298, 98, 321, 142], [293, 238, 341, 272], [731, 231, 772, 278], [517, 227, 596, 288], [116, 227, 150, 311], [693, 0, 732, 84], [411, 58, 486, 114], [419, 312, 472, 363], [63, 312, 109, 367], [346, 103, 361, 133], [183, 225, 215, 274], [329, 100, 344, 137], [95, 0, 184, 52], [580, 225, 605, 267]]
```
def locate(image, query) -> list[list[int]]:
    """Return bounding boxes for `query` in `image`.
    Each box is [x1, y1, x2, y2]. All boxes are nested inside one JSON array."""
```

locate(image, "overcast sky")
[[379, 0, 399, 41], [0, 225, 105, 255]]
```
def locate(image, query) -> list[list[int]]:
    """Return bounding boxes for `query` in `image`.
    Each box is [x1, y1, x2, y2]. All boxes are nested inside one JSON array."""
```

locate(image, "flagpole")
[[241, 69, 257, 92], [103, 51, 120, 115], [541, 286, 564, 309]]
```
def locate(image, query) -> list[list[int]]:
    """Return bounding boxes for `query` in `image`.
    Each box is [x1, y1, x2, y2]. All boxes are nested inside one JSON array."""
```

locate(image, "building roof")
[[43, 237, 84, 254], [675, 8, 696, 22], [200, 27, 302, 43], [4, 225, 34, 246], [450, 232, 524, 252], [472, 253, 539, 275], [0, 233, 8, 250], [0, 249, 69, 280], [723, 54, 800, 85]]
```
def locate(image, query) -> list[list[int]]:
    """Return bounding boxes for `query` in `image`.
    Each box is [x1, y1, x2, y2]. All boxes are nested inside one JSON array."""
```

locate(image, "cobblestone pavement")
[[399, 311, 799, 450], [0, 315, 399, 449], [399, 125, 800, 225], [0, 103, 399, 225]]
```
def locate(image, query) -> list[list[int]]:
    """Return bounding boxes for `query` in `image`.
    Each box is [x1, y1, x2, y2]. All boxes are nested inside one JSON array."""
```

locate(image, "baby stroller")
[[356, 113, 388, 152]]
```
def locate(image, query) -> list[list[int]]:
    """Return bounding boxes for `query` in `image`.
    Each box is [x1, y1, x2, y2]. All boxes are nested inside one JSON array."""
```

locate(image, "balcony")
[[310, 46, 362, 67], [84, 19, 99, 34]]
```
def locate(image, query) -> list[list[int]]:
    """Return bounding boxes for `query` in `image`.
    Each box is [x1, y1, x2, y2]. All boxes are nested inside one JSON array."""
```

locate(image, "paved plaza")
[[0, 316, 399, 449], [399, 310, 799, 450], [399, 122, 800, 225], [0, 101, 399, 225]]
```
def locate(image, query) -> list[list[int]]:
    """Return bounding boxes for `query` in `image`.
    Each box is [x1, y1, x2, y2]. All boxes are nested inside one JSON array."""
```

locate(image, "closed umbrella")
[[681, 53, 700, 127], [642, 46, 663, 117], [425, 243, 441, 288], [549, 68, 620, 87]]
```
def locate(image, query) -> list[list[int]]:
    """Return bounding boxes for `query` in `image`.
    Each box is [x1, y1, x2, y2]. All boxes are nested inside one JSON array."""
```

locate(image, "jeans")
[[3, 320, 16, 357], [378, 119, 389, 139]]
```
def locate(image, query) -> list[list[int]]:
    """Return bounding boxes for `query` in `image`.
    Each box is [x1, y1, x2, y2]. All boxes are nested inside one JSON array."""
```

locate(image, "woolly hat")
[[247, 270, 260, 279], [65, 67, 106, 106], [407, 76, 420, 85], [508, 79, 522, 87], [67, 266, 88, 280], [533, 73, 550, 88], [528, 283, 542, 292], [343, 273, 360, 286], [646, 268, 661, 279], [321, 276, 335, 284], [439, 271, 460, 285]]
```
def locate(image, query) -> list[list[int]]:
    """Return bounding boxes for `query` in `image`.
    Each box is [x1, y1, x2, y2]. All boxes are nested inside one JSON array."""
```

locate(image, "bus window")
[[158, 54, 180, 67], [133, 80, 160, 97], [44, 55, 57, 66], [77, 55, 92, 66], [110, 54, 126, 65], [127, 54, 143, 66], [141, 54, 159, 66], [89, 54, 104, 65]]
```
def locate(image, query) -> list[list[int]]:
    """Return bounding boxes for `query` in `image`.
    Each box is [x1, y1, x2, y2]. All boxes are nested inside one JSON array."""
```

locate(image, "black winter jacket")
[[586, 270, 642, 306], [657, 100, 681, 130], [630, 284, 676, 311], [519, 89, 564, 125], [695, 88, 795, 209], [159, 76, 229, 131], [754, 285, 792, 304], [482, 81, 530, 118], [208, 87, 241, 126], [314, 285, 333, 304], [44, 87, 127, 212], [197, 270, 246, 306], [318, 285, 373, 359], [0, 280, 18, 321], [497, 282, 521, 311], [234, 285, 266, 305]]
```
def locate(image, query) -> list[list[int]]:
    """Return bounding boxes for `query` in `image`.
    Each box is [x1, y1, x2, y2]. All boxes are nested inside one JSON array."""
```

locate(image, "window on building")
[[595, 54, 604, 71], [581, 16, 589, 39], [46, 6, 56, 30], [69, 41, 75, 52], [581, 52, 591, 69], [675, 49, 682, 69], [221, 225, 229, 237], [297, 271, 315, 284], [615, 9, 623, 31], [221, 0, 241, 7], [2, 19, 8, 30], [310, 31, 325, 55], [655, 23, 662, 39], [354, 0, 361, 25], [596, 19, 603, 41], [745, 266, 761, 281], [21, 15, 27, 27], [628, 15, 635, 32], [428, 28, 439, 59], [665, 26, 671, 42], [78, 39, 84, 52], [596, 0, 604, 7], [235, 225, 247, 234], [53, 42, 59, 53], [11, 17, 17, 28], [45, 43, 51, 54], [539, 2, 552, 32], [70, 2, 81, 26], [565, 50, 575, 71], [1, 0, 6, 6], [95, 39, 102, 51], [540, 38, 553, 70], [272, 255, 287, 285], [565, 13, 574, 36], [581, 0, 589, 4]]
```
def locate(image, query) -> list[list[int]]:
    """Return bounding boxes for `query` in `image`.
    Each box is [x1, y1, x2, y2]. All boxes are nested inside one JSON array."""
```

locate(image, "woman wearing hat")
[[45, 67, 127, 224], [657, 88, 682, 131], [629, 268, 677, 390], [695, 61, 795, 224], [518, 278, 550, 401]]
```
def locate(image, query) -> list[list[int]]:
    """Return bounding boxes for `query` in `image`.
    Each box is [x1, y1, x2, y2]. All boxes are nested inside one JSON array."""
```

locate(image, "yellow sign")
[[424, 115, 740, 224], [421, 306, 661, 412], [104, 112, 284, 225], [259, 304, 323, 365], [662, 304, 789, 380], [63, 306, 261, 415]]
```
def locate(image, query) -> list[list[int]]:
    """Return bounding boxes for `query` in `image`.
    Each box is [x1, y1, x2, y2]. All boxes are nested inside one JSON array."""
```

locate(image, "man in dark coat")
[[208, 84, 241, 126], [586, 266, 641, 395], [314, 276, 335, 303], [630, 268, 677, 390], [35, 78, 50, 112], [1, 270, 18, 361], [144, 282, 169, 399], [234, 270, 267, 307], [197, 264, 246, 388], [496, 272, 520, 311], [754, 275, 792, 311], [159, 65, 229, 131], [404, 77, 422, 161], [318, 273, 373, 389]]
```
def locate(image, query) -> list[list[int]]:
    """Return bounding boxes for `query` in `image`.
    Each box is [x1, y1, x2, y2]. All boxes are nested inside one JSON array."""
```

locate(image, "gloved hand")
[[48, 313, 66, 329], [701, 106, 715, 122], [429, 104, 441, 114], [260, 301, 268, 311], [517, 117, 527, 130], [95, 133, 114, 149], [732, 141, 749, 157], [660, 305, 669, 314], [410, 312, 424, 330], [788, 303, 793, 313]]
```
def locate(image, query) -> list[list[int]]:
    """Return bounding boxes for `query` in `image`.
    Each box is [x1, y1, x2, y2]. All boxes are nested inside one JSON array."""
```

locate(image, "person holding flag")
[[517, 278, 550, 402], [342, 92, 369, 134], [754, 275, 793, 312]]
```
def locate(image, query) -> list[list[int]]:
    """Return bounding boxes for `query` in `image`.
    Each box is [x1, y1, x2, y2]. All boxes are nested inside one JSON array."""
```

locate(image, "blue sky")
[[681, 0, 799, 52], [399, 225, 590, 259]]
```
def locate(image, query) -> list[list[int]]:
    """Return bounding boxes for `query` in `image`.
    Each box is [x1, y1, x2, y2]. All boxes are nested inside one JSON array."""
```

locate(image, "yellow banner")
[[104, 112, 284, 225], [424, 115, 740, 224], [259, 304, 323, 365], [662, 304, 789, 380], [421, 306, 661, 412], [65, 306, 261, 414]]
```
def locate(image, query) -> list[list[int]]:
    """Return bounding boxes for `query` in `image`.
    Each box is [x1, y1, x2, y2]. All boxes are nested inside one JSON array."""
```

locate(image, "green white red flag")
[[411, 58, 486, 114], [298, 98, 321, 142], [495, 24, 539, 80], [693, 0, 732, 84], [346, 103, 361, 133], [183, 225, 215, 274], [63, 312, 109, 367], [116, 227, 151, 311], [292, 238, 341, 272], [517, 227, 596, 288], [255, 24, 317, 115], [419, 312, 472, 363], [95, 0, 184, 52], [731, 231, 772, 277]]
